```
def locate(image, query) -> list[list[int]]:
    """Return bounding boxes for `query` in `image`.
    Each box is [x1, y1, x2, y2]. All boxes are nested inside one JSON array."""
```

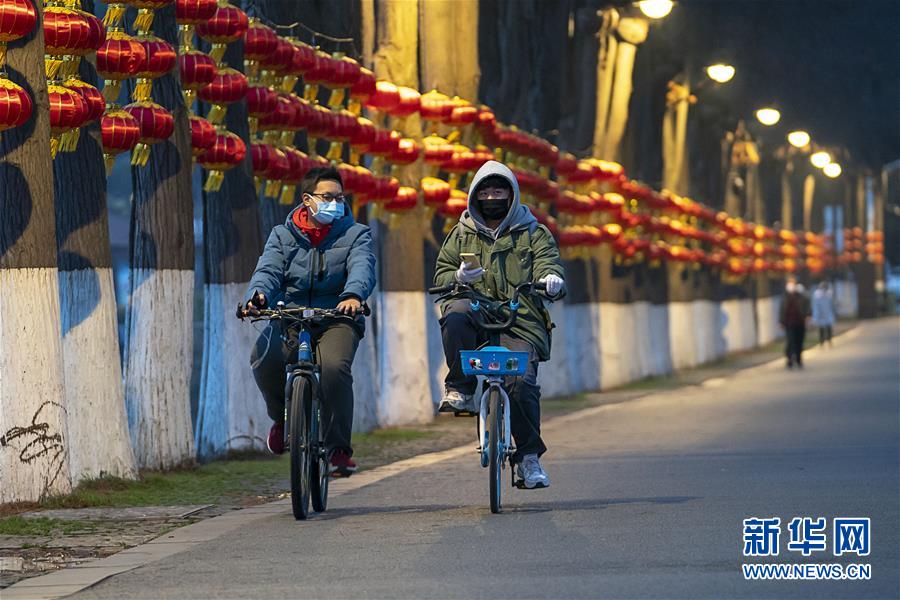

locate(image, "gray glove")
[[455, 260, 484, 284], [539, 274, 564, 296]]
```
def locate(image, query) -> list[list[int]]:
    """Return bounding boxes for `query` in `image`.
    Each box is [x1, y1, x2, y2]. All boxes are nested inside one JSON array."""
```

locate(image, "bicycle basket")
[[460, 346, 528, 376]]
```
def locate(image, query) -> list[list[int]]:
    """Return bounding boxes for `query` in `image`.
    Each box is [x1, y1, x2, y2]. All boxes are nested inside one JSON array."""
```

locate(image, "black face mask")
[[480, 199, 511, 220]]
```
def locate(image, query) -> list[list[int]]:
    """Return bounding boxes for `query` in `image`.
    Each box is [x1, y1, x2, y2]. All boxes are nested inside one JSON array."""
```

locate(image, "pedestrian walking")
[[780, 277, 811, 369], [811, 281, 836, 346]]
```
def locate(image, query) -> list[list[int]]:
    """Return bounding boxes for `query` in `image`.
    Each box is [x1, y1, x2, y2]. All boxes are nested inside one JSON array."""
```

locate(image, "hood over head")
[[461, 160, 536, 239]]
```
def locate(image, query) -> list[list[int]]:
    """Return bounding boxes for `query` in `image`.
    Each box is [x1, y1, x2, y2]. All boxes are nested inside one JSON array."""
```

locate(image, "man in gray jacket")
[[241, 167, 376, 476]]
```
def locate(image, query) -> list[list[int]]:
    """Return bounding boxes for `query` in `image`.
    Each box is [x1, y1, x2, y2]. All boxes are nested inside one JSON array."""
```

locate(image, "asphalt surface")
[[76, 318, 899, 599]]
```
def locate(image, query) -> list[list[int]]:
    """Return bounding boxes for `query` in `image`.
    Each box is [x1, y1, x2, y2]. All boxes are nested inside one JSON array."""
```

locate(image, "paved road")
[[77, 319, 899, 599]]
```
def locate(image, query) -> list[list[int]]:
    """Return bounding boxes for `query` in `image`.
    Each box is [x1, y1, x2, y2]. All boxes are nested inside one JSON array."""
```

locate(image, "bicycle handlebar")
[[236, 302, 370, 323], [428, 281, 547, 332]]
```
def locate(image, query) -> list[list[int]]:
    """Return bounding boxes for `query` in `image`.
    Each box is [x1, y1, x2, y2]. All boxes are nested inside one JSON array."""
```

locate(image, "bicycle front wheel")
[[289, 376, 312, 520], [310, 401, 329, 513], [488, 387, 503, 514]]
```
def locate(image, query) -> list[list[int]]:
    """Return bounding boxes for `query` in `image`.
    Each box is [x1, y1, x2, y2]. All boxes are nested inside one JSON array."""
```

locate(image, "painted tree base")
[[60, 268, 136, 482], [834, 280, 858, 318], [195, 282, 269, 459], [0, 267, 71, 503], [720, 298, 756, 353], [124, 269, 195, 470], [756, 295, 783, 346]]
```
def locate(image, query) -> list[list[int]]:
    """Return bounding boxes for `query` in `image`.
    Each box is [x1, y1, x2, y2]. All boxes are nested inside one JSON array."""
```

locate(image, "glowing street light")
[[787, 130, 810, 148], [638, 0, 674, 19], [810, 151, 831, 168], [705, 63, 735, 84], [823, 162, 842, 178], [755, 107, 781, 126]]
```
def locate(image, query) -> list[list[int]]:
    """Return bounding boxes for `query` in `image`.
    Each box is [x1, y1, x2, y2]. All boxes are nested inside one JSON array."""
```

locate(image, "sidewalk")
[[0, 320, 858, 589]]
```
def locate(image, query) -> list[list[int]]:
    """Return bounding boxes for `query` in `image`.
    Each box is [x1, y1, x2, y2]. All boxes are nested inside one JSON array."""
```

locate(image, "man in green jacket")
[[434, 160, 566, 489]]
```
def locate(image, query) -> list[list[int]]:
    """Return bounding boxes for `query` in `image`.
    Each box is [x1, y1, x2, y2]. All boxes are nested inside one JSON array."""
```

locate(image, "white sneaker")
[[516, 454, 550, 489], [439, 389, 473, 413]]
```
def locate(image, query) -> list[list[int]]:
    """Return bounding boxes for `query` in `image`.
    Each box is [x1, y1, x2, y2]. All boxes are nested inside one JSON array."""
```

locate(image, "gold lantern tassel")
[[0, 44, 7, 69], [349, 149, 361, 165], [280, 184, 296, 206], [265, 179, 282, 199], [103, 153, 118, 175], [179, 24, 195, 53], [327, 87, 345, 108], [62, 128, 81, 153], [254, 177, 263, 196], [103, 3, 126, 28], [307, 136, 319, 157], [183, 89, 197, 107], [448, 173, 461, 189], [50, 135, 61, 158], [207, 103, 226, 124], [45, 55, 63, 80], [204, 170, 224, 192], [280, 131, 295, 146], [131, 142, 151, 166], [348, 98, 361, 116], [280, 75, 298, 94], [303, 83, 319, 102], [102, 79, 122, 103], [249, 116, 258, 136], [326, 141, 342, 161], [209, 43, 226, 64], [133, 78, 153, 102]]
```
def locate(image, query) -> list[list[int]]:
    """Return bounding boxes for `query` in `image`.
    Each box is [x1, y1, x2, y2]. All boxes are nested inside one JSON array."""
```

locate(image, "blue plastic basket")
[[460, 346, 528, 376]]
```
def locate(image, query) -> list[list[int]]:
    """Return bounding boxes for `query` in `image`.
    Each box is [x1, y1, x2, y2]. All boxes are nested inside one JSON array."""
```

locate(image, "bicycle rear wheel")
[[289, 376, 312, 520], [310, 400, 329, 513], [488, 387, 503, 514]]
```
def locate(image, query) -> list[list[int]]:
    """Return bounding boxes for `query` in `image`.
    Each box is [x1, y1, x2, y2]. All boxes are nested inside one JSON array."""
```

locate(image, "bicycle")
[[237, 301, 368, 520], [428, 281, 547, 514]]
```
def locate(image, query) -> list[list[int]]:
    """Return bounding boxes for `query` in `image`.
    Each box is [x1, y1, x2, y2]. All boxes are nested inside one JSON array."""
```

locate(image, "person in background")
[[811, 281, 836, 346], [780, 276, 811, 369]]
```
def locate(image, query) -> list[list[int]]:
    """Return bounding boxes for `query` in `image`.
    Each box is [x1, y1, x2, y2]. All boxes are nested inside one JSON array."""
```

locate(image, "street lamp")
[[755, 107, 781, 126], [810, 151, 831, 168], [787, 130, 810, 148], [823, 162, 842, 178], [637, 0, 674, 19], [705, 63, 735, 84]]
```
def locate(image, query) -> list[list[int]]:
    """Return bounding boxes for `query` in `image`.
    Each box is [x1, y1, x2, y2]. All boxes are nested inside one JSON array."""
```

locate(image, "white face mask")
[[786, 282, 796, 293]]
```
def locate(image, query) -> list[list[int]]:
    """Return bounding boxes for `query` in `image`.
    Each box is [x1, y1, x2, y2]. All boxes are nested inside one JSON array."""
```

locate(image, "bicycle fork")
[[476, 377, 514, 468]]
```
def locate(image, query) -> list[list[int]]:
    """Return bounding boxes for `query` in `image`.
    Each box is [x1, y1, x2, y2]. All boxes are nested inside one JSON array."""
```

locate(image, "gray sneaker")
[[516, 454, 550, 489], [439, 389, 473, 413]]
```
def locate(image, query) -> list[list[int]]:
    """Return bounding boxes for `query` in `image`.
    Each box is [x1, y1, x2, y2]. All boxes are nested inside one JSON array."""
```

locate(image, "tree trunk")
[[194, 38, 268, 458], [54, 13, 137, 481], [371, 0, 432, 425], [419, 0, 479, 100], [0, 4, 72, 502], [124, 6, 196, 470]]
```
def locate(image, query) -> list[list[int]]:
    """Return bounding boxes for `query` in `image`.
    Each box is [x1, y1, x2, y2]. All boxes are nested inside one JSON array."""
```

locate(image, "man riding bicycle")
[[434, 160, 566, 489], [241, 167, 376, 477]]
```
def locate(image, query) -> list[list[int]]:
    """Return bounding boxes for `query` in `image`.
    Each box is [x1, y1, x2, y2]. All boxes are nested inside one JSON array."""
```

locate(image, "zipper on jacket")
[[317, 249, 326, 281], [307, 246, 315, 307]]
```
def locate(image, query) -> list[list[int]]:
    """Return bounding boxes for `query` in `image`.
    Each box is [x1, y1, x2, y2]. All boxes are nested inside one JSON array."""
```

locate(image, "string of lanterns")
[[0, 0, 874, 280]]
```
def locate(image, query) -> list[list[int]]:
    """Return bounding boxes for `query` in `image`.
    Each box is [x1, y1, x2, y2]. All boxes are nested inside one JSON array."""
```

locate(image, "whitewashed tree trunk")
[[54, 32, 137, 481], [0, 3, 72, 502], [124, 6, 196, 470], [194, 38, 268, 459]]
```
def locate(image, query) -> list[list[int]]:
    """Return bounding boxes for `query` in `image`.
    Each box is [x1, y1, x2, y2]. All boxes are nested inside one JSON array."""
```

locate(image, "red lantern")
[[100, 107, 141, 171], [438, 188, 468, 220], [0, 0, 36, 69], [176, 0, 217, 24], [421, 176, 451, 207], [366, 80, 399, 113], [179, 50, 217, 106], [277, 38, 315, 94], [555, 152, 578, 179], [349, 116, 375, 164], [133, 35, 176, 102], [448, 102, 477, 126], [390, 137, 419, 165], [243, 19, 277, 65], [258, 92, 298, 137], [48, 83, 88, 156], [0, 76, 32, 132], [97, 30, 147, 103], [198, 130, 247, 191], [263, 146, 290, 198], [423, 135, 453, 169], [369, 128, 400, 157], [279, 146, 308, 205], [246, 84, 278, 133], [330, 56, 361, 88], [259, 37, 293, 79], [189, 115, 215, 157], [302, 50, 336, 87], [123, 100, 174, 166], [198, 67, 248, 123], [43, 6, 105, 80], [196, 2, 249, 63], [386, 86, 420, 119], [304, 102, 333, 139], [420, 89, 452, 123], [65, 79, 105, 124], [385, 185, 418, 213]]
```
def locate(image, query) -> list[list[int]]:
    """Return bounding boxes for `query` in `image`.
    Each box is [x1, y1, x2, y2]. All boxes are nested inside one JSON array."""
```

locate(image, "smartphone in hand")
[[460, 253, 482, 270]]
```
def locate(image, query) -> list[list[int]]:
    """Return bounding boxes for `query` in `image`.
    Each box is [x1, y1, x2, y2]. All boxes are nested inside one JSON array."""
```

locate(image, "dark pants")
[[818, 325, 833, 345], [250, 320, 360, 454], [785, 324, 806, 366], [440, 299, 547, 462]]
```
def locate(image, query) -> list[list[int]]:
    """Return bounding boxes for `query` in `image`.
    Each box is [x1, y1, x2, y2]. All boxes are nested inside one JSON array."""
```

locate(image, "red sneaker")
[[330, 450, 357, 477], [267, 421, 285, 455]]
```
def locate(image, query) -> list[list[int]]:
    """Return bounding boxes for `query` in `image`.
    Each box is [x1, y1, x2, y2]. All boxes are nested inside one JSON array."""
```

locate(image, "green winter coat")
[[434, 160, 565, 361]]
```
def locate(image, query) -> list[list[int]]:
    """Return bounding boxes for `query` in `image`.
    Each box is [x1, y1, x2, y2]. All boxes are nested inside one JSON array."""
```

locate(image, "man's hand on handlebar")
[[238, 291, 267, 318], [336, 296, 362, 317]]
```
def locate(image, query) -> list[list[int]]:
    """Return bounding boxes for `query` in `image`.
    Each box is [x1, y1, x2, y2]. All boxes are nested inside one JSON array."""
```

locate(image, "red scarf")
[[292, 207, 332, 247]]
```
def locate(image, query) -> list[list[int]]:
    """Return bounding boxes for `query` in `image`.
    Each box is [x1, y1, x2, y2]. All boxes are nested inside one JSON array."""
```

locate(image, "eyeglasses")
[[308, 192, 346, 203]]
